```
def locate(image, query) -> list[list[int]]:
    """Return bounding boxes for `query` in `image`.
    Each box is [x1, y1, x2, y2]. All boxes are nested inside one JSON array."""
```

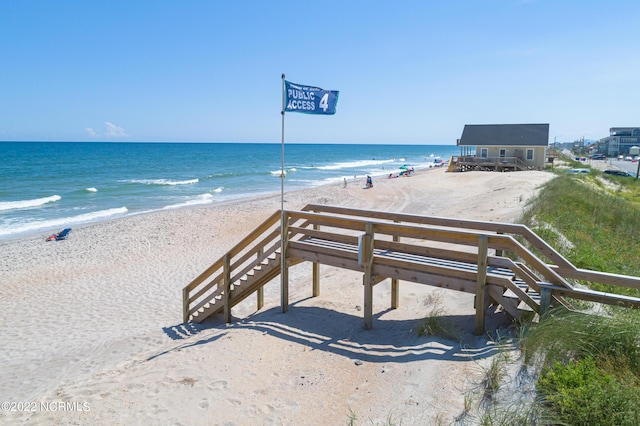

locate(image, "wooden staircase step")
[[488, 285, 520, 318]]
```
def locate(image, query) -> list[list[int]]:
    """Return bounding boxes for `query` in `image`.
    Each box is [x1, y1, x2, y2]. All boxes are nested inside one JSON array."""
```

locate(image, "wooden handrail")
[[288, 213, 573, 291], [183, 205, 640, 324], [302, 204, 575, 270], [183, 210, 282, 322]]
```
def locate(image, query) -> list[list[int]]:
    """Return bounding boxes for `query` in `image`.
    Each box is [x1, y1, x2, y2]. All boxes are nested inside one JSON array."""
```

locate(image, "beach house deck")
[[449, 124, 549, 172], [183, 205, 640, 334]]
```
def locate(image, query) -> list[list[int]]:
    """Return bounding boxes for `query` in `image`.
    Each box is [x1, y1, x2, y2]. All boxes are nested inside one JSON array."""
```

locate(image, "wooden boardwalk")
[[182, 205, 640, 334]]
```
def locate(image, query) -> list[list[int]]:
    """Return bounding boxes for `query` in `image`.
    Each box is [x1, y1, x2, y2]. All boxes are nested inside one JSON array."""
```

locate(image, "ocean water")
[[0, 142, 458, 240]]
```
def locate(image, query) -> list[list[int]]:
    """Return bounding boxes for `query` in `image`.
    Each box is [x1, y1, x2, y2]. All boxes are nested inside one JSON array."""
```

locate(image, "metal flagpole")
[[280, 73, 288, 312], [281, 73, 285, 212]]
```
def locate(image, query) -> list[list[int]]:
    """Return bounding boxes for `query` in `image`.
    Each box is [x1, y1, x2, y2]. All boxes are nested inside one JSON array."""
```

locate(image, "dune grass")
[[460, 168, 640, 425], [521, 307, 640, 425], [515, 169, 640, 425], [519, 170, 640, 294], [417, 291, 461, 340]]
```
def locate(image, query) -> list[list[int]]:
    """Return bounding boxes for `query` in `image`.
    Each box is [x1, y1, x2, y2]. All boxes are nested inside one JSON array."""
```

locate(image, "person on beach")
[[366, 175, 373, 189], [343, 178, 347, 188]]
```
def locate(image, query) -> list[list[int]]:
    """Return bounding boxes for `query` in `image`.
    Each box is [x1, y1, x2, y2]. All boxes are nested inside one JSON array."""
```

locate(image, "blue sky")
[[1, 1, 639, 144]]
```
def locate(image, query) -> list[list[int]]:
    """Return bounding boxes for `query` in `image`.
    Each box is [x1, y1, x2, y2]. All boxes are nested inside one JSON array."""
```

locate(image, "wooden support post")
[[391, 220, 399, 309], [223, 253, 232, 324], [539, 286, 552, 316], [312, 223, 320, 297], [182, 287, 190, 323], [495, 231, 503, 257], [475, 235, 488, 335], [363, 222, 374, 330], [257, 248, 264, 310], [281, 212, 289, 313]]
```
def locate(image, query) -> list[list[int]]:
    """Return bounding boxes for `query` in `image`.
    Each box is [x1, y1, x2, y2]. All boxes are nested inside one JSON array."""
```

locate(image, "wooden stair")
[[182, 205, 640, 331], [447, 156, 458, 172], [488, 279, 543, 320], [191, 252, 282, 323]]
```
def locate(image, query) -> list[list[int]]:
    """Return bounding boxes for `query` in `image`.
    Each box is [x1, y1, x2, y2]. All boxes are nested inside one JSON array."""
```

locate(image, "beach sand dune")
[[0, 168, 554, 424]]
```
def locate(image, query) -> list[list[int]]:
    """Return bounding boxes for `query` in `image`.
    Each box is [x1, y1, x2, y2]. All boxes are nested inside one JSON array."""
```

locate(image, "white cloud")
[[84, 122, 130, 138], [105, 122, 129, 138]]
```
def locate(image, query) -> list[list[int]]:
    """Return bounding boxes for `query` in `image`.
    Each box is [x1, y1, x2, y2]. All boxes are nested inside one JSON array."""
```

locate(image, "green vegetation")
[[520, 170, 640, 293], [417, 291, 460, 340], [346, 408, 401, 426], [522, 308, 640, 425], [517, 169, 640, 425], [462, 167, 640, 425]]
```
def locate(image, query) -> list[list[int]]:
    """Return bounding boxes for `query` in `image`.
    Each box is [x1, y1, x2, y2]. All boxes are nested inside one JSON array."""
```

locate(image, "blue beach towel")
[[46, 228, 72, 241]]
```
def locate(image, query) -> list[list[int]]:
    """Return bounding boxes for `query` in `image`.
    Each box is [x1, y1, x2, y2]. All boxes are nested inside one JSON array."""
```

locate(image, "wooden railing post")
[[391, 220, 400, 309], [257, 248, 264, 310], [281, 211, 289, 313], [495, 231, 503, 257], [362, 222, 375, 330], [182, 287, 190, 323], [312, 222, 320, 297], [223, 252, 232, 323], [475, 235, 488, 335]]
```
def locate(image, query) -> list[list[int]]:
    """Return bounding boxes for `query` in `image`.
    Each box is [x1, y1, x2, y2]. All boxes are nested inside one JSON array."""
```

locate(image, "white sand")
[[0, 168, 554, 425]]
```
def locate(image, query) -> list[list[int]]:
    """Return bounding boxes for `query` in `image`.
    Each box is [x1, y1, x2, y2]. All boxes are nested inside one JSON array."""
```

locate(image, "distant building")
[[452, 124, 549, 172], [600, 127, 640, 156]]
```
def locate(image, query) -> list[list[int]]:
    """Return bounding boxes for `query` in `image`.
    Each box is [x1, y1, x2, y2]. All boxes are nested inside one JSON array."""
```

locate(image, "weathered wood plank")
[[549, 267, 640, 290], [230, 243, 280, 284], [184, 205, 640, 328], [303, 204, 574, 270], [229, 228, 280, 272], [184, 257, 223, 292], [372, 263, 477, 293], [223, 253, 232, 323], [475, 235, 488, 335], [228, 211, 281, 258], [287, 245, 361, 271]]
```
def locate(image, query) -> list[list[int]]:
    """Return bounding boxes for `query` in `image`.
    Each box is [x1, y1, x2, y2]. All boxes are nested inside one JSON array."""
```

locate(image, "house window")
[[526, 149, 534, 161], [480, 148, 488, 158], [499, 149, 506, 158]]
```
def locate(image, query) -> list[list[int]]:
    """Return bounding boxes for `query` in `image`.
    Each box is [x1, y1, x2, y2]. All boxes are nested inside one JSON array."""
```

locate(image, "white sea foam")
[[270, 170, 286, 176], [85, 187, 98, 192], [212, 187, 223, 193], [162, 194, 214, 210], [0, 207, 128, 237], [316, 159, 394, 170], [0, 195, 61, 212], [123, 178, 199, 186]]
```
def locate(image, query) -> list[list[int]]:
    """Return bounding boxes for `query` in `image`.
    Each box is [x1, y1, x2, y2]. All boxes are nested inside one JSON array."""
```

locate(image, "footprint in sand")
[[207, 380, 228, 391], [260, 404, 276, 414], [225, 398, 242, 407], [285, 399, 299, 409], [150, 404, 169, 415], [126, 383, 145, 390]]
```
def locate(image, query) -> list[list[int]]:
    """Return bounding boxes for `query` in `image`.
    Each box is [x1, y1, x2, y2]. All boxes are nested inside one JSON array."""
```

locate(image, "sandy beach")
[[0, 167, 554, 425]]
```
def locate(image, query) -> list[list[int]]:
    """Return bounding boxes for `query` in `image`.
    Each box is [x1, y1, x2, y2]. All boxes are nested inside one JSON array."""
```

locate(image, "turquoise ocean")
[[0, 142, 458, 240]]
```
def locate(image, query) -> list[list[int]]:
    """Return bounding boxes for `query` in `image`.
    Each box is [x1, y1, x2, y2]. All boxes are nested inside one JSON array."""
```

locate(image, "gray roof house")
[[451, 124, 549, 172]]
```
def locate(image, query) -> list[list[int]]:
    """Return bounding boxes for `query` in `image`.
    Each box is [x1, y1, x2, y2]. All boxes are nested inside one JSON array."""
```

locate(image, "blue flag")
[[284, 80, 339, 115]]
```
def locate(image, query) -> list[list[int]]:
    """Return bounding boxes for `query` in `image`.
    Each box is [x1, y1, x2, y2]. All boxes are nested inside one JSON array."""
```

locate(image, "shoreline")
[[2, 142, 458, 242], [0, 170, 427, 243], [0, 167, 555, 424]]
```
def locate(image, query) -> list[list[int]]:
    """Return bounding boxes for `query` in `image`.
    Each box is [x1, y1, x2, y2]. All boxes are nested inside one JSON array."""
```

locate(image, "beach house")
[[598, 127, 640, 157], [450, 123, 549, 172]]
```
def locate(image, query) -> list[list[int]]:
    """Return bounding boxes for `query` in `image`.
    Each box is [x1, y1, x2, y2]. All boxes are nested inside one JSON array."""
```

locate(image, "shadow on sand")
[[162, 297, 515, 364]]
